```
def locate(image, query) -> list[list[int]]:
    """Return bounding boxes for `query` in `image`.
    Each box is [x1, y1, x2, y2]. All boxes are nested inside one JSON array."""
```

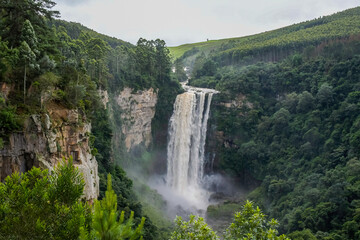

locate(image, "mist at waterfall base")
[[148, 172, 237, 218], [147, 88, 235, 218]]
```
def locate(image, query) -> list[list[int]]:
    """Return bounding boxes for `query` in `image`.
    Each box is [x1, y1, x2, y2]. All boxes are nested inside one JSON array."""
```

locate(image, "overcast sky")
[[54, 0, 359, 46]]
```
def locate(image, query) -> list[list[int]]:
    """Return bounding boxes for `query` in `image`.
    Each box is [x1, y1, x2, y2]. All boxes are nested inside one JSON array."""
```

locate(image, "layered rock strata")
[[114, 87, 158, 151], [0, 104, 99, 201]]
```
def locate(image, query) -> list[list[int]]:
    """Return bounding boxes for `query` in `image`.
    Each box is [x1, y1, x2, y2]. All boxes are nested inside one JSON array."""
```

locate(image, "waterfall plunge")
[[166, 90, 214, 211]]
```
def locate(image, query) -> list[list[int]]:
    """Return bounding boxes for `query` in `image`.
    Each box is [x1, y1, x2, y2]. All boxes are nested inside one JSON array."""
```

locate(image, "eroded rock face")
[[0, 83, 14, 100], [114, 87, 158, 151], [219, 94, 253, 109], [98, 89, 109, 109], [0, 105, 99, 201]]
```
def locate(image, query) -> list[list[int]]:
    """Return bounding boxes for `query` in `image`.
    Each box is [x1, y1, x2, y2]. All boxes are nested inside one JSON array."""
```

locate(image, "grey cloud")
[[54, 0, 360, 46], [57, 0, 93, 6]]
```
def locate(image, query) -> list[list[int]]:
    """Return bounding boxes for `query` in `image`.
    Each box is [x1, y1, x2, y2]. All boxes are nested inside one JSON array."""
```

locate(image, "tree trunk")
[[24, 63, 26, 104], [116, 55, 119, 74]]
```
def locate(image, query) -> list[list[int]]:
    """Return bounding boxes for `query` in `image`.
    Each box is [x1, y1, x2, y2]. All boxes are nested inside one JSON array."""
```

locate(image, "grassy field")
[[169, 39, 228, 59]]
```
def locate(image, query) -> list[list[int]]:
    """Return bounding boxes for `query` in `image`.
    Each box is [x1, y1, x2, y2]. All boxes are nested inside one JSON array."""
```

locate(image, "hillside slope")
[[53, 20, 133, 48], [170, 7, 360, 65]]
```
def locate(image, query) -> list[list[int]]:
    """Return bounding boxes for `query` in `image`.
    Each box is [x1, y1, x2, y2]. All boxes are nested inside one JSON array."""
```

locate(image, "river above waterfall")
[[181, 80, 219, 94]]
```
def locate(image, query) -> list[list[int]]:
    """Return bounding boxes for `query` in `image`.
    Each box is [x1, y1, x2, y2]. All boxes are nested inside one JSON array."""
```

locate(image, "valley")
[[1, 2, 360, 239]]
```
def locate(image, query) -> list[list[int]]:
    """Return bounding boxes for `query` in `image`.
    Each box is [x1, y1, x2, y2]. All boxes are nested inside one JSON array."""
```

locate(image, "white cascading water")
[[166, 84, 216, 211]]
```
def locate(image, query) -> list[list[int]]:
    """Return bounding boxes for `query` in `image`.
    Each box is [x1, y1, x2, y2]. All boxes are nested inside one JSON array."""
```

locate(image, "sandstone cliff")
[[0, 103, 99, 201], [114, 87, 158, 151]]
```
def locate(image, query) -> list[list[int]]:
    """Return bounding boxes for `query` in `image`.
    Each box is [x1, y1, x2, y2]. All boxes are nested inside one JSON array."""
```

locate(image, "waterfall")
[[166, 87, 215, 210]]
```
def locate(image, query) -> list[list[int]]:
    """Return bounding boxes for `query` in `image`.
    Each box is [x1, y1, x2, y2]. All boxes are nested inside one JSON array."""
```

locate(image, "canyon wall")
[[114, 87, 158, 151], [0, 104, 99, 201]]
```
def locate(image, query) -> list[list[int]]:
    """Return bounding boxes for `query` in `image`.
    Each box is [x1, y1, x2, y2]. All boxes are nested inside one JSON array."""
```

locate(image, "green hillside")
[[53, 20, 133, 48], [169, 7, 360, 63], [169, 39, 224, 59]]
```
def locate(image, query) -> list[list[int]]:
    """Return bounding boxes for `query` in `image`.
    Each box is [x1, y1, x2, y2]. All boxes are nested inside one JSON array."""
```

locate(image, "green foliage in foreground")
[[0, 158, 90, 240], [80, 174, 145, 240], [171, 201, 289, 240], [0, 159, 146, 240], [224, 201, 289, 240], [171, 215, 219, 240]]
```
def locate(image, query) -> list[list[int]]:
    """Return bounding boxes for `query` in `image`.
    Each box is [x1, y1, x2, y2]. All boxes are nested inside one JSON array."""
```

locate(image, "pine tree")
[[84, 174, 145, 240], [0, 158, 90, 239], [19, 20, 39, 103], [0, 0, 59, 48]]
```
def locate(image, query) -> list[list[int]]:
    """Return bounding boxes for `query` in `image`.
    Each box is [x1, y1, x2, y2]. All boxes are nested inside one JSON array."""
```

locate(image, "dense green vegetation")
[[0, 159, 90, 240], [0, 160, 289, 240], [0, 159, 145, 240], [171, 201, 289, 240], [81, 174, 145, 240], [53, 20, 132, 49], [186, 28, 360, 239]]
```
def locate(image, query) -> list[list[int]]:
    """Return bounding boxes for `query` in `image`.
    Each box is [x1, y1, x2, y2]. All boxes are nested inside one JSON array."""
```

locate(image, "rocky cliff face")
[[99, 89, 109, 109], [219, 94, 253, 109], [114, 87, 158, 151], [0, 103, 99, 201]]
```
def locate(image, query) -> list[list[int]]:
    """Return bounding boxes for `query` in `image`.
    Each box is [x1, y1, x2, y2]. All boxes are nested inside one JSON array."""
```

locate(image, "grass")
[[168, 39, 226, 60]]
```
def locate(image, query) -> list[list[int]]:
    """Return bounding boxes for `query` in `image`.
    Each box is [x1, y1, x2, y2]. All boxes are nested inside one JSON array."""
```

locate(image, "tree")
[[170, 201, 289, 240], [154, 39, 171, 84], [224, 201, 290, 240], [0, 37, 19, 82], [50, 157, 85, 205], [111, 45, 128, 75], [297, 91, 314, 113], [0, 158, 90, 240], [135, 38, 156, 87], [20, 19, 39, 51], [282, 92, 298, 113], [272, 108, 291, 134], [85, 38, 110, 87], [0, 0, 60, 48], [316, 83, 333, 107], [82, 174, 145, 240], [19, 20, 39, 103], [195, 59, 218, 78], [288, 229, 317, 239], [19, 41, 37, 103], [170, 215, 219, 240]]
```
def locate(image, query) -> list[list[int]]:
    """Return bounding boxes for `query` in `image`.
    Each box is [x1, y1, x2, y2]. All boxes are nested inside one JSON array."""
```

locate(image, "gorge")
[[1, 3, 360, 239]]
